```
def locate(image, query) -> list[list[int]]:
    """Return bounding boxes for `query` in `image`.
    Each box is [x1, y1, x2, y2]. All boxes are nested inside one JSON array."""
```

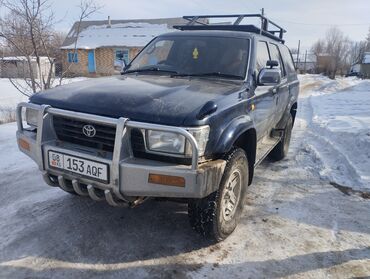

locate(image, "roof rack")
[[173, 14, 286, 43]]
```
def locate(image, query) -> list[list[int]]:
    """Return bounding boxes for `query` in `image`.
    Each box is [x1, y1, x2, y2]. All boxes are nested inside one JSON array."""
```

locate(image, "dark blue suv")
[[16, 14, 299, 241]]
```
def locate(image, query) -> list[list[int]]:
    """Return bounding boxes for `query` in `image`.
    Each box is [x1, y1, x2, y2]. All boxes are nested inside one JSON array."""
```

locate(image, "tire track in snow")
[[298, 84, 366, 189]]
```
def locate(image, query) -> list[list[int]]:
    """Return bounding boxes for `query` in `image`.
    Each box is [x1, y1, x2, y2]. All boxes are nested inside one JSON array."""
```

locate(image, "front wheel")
[[188, 148, 249, 242]]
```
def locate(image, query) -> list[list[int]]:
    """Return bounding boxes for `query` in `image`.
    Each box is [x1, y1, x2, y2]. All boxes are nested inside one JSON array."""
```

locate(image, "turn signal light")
[[148, 173, 185, 187], [18, 138, 30, 151]]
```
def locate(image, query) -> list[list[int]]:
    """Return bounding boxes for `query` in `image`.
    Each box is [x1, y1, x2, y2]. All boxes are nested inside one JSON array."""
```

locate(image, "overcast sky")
[[52, 0, 370, 51]]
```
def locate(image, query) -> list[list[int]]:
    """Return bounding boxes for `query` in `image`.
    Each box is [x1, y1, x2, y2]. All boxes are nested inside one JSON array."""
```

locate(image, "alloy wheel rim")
[[222, 169, 242, 221]]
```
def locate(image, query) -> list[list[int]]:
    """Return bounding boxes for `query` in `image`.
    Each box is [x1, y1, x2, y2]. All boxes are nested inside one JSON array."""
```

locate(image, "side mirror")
[[266, 60, 279, 68], [258, 68, 281, 86]]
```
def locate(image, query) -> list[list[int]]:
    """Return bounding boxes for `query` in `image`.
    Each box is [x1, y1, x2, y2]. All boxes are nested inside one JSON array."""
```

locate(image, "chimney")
[[107, 16, 111, 28]]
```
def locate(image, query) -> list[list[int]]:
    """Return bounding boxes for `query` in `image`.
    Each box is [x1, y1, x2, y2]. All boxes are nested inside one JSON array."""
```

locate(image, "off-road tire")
[[188, 148, 249, 242], [269, 114, 293, 161]]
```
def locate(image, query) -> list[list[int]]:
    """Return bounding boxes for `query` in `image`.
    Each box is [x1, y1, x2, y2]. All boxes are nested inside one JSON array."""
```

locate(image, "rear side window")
[[279, 45, 296, 74], [269, 43, 286, 77], [256, 41, 270, 72]]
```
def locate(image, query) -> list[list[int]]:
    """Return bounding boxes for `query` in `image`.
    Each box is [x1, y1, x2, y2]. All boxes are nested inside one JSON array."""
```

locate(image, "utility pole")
[[303, 50, 308, 73], [296, 40, 301, 69]]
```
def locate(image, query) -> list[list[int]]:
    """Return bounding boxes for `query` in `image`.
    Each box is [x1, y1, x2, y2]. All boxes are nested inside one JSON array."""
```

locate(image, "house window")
[[115, 49, 129, 67], [67, 51, 78, 63]]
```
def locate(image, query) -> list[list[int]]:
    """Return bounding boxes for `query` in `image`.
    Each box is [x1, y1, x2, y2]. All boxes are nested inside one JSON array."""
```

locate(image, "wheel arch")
[[232, 128, 257, 185], [290, 102, 298, 126], [213, 115, 257, 185]]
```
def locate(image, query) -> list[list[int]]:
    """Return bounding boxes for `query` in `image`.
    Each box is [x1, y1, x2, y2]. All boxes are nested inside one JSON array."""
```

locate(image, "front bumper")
[[16, 103, 225, 206]]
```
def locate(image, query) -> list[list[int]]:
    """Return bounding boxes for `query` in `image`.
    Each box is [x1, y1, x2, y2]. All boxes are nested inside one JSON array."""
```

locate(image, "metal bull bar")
[[16, 102, 200, 206]]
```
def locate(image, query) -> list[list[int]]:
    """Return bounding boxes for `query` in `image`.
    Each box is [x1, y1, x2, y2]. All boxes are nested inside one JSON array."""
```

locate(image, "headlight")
[[25, 108, 39, 127], [145, 126, 210, 156], [146, 130, 186, 154], [186, 126, 210, 156]]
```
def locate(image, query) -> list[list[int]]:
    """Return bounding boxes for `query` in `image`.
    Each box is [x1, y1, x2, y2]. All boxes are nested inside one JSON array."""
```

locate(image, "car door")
[[269, 43, 289, 124], [250, 41, 278, 140], [280, 45, 299, 109]]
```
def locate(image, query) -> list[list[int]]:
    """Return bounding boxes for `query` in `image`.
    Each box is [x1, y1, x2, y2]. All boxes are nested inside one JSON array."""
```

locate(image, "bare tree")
[[310, 39, 325, 73], [328, 28, 353, 77], [366, 27, 370, 52], [59, 0, 101, 84], [0, 0, 53, 95], [311, 27, 352, 79], [348, 41, 367, 65], [0, 0, 100, 96]]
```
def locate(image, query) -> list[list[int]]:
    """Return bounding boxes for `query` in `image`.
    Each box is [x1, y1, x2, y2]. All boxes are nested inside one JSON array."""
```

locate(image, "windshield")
[[125, 36, 250, 79]]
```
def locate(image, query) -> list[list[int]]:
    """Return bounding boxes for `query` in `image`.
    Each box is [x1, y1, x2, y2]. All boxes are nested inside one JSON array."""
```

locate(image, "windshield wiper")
[[172, 72, 244, 80], [122, 67, 179, 75]]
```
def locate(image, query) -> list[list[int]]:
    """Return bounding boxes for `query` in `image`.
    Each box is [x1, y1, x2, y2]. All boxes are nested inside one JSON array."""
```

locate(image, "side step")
[[254, 135, 281, 166]]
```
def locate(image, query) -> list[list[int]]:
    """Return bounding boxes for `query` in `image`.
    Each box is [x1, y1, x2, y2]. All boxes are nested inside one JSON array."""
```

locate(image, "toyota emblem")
[[82, 124, 96, 138]]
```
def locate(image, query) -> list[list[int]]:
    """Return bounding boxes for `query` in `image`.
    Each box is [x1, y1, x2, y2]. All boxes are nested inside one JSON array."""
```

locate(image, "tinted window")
[[128, 36, 250, 79], [269, 43, 286, 77], [256, 41, 270, 72], [279, 45, 296, 74]]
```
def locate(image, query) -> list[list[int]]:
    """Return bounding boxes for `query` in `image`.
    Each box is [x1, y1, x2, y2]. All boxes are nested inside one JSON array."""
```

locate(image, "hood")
[[30, 75, 243, 126]]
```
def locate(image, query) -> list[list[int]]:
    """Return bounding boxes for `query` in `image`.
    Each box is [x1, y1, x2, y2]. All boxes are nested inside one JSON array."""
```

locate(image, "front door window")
[[115, 49, 129, 69]]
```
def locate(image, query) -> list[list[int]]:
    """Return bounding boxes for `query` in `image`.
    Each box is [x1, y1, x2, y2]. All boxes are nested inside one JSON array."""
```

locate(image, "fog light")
[[148, 173, 185, 187], [18, 138, 30, 151]]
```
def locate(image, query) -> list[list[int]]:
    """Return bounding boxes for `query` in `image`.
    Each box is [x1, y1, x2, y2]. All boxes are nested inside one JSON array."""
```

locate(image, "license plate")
[[48, 151, 109, 183]]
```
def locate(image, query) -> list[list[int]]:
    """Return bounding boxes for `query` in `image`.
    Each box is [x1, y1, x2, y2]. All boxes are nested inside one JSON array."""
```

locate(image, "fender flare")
[[213, 115, 255, 155]]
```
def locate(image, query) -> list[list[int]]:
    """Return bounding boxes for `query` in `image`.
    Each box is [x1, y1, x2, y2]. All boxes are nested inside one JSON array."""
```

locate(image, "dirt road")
[[0, 76, 369, 278]]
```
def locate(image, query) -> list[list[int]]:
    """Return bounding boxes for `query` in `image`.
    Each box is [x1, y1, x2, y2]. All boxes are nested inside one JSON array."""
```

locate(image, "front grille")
[[52, 117, 191, 164], [53, 116, 116, 152], [130, 128, 146, 156]]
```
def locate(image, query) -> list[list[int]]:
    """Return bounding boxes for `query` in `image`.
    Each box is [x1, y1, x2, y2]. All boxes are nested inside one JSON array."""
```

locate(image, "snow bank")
[[299, 74, 370, 190], [298, 74, 360, 96], [0, 78, 88, 123]]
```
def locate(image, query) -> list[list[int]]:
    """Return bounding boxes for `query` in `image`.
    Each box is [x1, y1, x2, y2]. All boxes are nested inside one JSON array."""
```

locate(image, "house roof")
[[0, 56, 50, 62], [61, 17, 190, 49]]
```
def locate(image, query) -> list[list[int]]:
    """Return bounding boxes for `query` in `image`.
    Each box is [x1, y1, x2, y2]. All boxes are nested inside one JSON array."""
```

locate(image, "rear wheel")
[[269, 114, 293, 161], [188, 148, 249, 242]]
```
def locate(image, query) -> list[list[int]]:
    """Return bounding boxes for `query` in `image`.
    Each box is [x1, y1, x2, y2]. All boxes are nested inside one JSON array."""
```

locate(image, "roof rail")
[[173, 14, 286, 43]]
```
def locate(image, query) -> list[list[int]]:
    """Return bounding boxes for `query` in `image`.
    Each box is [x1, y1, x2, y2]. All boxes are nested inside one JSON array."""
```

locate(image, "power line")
[[244, 2, 369, 27], [245, 0, 260, 11], [269, 18, 370, 27]]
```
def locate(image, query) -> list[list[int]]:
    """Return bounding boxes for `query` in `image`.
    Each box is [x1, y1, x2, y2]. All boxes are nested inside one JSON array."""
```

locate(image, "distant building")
[[0, 56, 54, 79], [315, 54, 335, 74], [360, 52, 370, 78], [61, 17, 189, 77], [295, 53, 316, 73], [348, 63, 361, 75]]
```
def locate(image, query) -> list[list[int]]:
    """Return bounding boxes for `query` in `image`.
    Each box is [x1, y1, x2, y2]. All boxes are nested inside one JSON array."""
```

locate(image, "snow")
[[61, 22, 174, 49], [0, 56, 51, 62], [0, 78, 87, 123], [0, 79, 29, 109], [0, 74, 370, 278], [298, 74, 370, 190]]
